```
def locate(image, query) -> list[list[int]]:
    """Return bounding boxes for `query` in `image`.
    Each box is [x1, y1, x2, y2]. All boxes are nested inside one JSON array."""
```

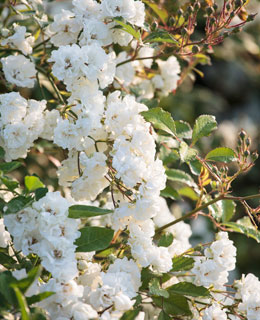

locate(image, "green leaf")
[[168, 282, 210, 297], [24, 176, 45, 192], [0, 161, 21, 173], [158, 311, 171, 320], [0, 147, 5, 158], [141, 107, 176, 136], [153, 292, 192, 316], [120, 308, 141, 320], [188, 159, 202, 176], [75, 226, 114, 252], [166, 169, 196, 187], [205, 147, 236, 163], [142, 0, 168, 23], [5, 196, 33, 215], [149, 278, 169, 298], [144, 29, 178, 44], [178, 187, 199, 201], [175, 120, 192, 139], [160, 186, 180, 200], [179, 141, 197, 163], [171, 256, 194, 272], [221, 200, 236, 222], [114, 17, 140, 40], [192, 115, 217, 145], [0, 271, 17, 305], [222, 217, 260, 243], [68, 205, 113, 219], [140, 268, 160, 290], [12, 286, 30, 320], [0, 252, 16, 267], [1, 176, 19, 191], [26, 292, 54, 305], [158, 233, 174, 247], [35, 188, 48, 201], [15, 267, 40, 294]]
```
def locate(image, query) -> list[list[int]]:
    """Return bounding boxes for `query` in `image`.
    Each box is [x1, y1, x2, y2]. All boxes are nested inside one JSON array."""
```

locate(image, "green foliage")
[[171, 256, 195, 272], [206, 147, 236, 163], [179, 141, 197, 163], [153, 292, 192, 316], [192, 115, 217, 145], [0, 161, 21, 173], [68, 205, 113, 219], [114, 17, 141, 40], [149, 278, 169, 298], [221, 200, 237, 222], [5, 196, 33, 215], [175, 120, 192, 139], [75, 226, 114, 252], [168, 282, 210, 297], [166, 169, 196, 188], [158, 233, 174, 247], [120, 308, 141, 320], [141, 107, 176, 136], [144, 30, 178, 44], [160, 186, 180, 200], [24, 176, 45, 192]]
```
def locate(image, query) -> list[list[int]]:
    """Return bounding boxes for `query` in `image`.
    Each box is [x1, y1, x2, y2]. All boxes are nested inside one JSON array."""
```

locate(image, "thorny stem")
[[155, 193, 260, 235]]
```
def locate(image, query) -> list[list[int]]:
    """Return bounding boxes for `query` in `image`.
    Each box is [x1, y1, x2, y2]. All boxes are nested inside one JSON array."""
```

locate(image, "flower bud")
[[244, 150, 250, 157], [239, 130, 246, 139], [194, 2, 201, 11], [151, 21, 158, 31], [251, 152, 259, 162], [206, 6, 214, 16], [192, 45, 200, 54]]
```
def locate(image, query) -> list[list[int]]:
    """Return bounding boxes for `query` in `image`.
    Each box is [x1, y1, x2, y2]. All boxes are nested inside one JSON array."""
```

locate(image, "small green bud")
[[151, 21, 158, 31], [245, 137, 251, 147], [194, 2, 201, 11], [212, 166, 218, 174], [251, 152, 259, 162], [226, 3, 231, 11], [169, 16, 176, 26], [230, 11, 235, 19], [187, 5, 194, 14], [209, 17, 216, 25], [247, 14, 256, 22], [237, 139, 242, 146], [235, 0, 243, 8], [244, 150, 250, 157], [177, 8, 183, 16], [125, 190, 133, 196], [206, 6, 214, 16], [192, 45, 200, 54], [232, 27, 242, 33], [239, 130, 246, 139], [181, 27, 189, 36], [223, 31, 229, 38], [213, 3, 218, 11]]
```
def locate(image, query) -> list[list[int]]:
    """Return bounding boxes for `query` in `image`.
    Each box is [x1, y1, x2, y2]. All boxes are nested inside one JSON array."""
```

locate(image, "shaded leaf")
[[179, 141, 197, 163], [0, 161, 21, 173], [1, 176, 19, 191], [5, 196, 33, 215], [166, 169, 196, 187], [27, 292, 54, 305], [221, 200, 236, 222], [168, 282, 210, 297], [149, 278, 169, 298], [0, 271, 17, 305], [114, 17, 140, 40], [222, 217, 260, 243], [35, 188, 48, 201], [120, 308, 141, 320], [153, 293, 192, 316], [144, 30, 178, 44], [69, 205, 113, 219], [188, 159, 202, 176], [160, 186, 180, 200], [158, 311, 171, 320], [175, 120, 192, 139], [171, 256, 194, 272], [12, 286, 30, 320], [142, 0, 168, 23], [75, 227, 114, 252], [141, 107, 176, 136], [206, 147, 236, 163], [0, 147, 5, 158], [192, 115, 217, 145], [158, 233, 173, 247]]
